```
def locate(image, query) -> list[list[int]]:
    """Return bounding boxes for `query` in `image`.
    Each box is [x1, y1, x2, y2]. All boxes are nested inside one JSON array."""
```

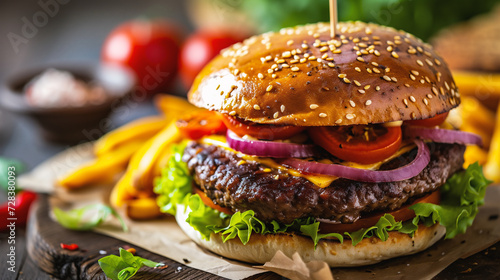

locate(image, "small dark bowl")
[[0, 63, 135, 144]]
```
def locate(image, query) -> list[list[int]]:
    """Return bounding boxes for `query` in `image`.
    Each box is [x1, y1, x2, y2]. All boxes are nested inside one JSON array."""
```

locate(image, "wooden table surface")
[[0, 193, 499, 280]]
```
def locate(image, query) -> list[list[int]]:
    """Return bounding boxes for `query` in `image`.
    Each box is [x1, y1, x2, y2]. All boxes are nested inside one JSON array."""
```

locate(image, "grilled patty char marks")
[[183, 142, 465, 224]]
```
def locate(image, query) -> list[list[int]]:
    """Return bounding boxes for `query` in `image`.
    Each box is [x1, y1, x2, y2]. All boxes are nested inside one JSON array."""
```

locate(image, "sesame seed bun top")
[[188, 21, 459, 126]]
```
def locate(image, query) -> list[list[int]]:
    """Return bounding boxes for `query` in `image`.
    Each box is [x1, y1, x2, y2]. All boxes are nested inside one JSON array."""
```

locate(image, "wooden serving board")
[[25, 194, 279, 280], [25, 194, 500, 280]]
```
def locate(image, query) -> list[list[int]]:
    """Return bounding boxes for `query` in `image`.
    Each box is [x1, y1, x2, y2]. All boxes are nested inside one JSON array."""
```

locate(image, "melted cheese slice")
[[200, 135, 416, 188]]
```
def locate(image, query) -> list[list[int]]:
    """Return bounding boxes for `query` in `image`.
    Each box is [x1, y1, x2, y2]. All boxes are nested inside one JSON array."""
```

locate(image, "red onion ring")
[[226, 129, 318, 158], [405, 126, 483, 147], [280, 139, 430, 182]]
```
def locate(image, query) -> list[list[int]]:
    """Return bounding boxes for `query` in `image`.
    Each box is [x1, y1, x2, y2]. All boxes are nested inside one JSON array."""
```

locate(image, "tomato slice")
[[308, 125, 402, 164], [193, 186, 233, 215], [176, 111, 226, 140], [319, 191, 440, 234], [220, 114, 305, 140], [405, 112, 449, 127]]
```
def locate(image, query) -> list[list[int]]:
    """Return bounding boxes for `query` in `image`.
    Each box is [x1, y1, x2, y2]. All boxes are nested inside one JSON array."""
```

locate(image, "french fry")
[[94, 116, 170, 157], [125, 197, 162, 220], [154, 94, 203, 117], [110, 171, 135, 208], [453, 71, 500, 97], [463, 146, 489, 168], [459, 97, 496, 137], [58, 141, 144, 189], [484, 103, 500, 183], [131, 122, 182, 192]]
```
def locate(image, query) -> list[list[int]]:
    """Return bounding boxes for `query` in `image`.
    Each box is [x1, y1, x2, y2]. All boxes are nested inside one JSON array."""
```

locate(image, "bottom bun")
[[176, 204, 446, 267]]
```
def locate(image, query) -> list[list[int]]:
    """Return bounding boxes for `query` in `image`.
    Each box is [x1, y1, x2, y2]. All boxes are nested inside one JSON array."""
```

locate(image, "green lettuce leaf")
[[154, 142, 192, 215], [98, 248, 165, 280], [53, 203, 127, 232], [154, 144, 490, 248]]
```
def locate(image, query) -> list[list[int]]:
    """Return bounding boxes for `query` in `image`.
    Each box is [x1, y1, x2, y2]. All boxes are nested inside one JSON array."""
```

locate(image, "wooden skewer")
[[330, 0, 337, 38]]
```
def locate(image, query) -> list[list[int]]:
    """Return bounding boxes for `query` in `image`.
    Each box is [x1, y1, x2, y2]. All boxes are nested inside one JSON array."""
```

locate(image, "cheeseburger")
[[155, 22, 489, 266]]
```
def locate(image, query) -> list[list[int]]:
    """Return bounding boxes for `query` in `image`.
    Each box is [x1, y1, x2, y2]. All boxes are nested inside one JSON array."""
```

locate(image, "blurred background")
[[1, 0, 499, 172]]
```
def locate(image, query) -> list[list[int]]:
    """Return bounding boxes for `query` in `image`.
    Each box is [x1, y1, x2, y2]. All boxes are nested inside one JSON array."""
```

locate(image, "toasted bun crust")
[[176, 205, 445, 267], [188, 22, 459, 126]]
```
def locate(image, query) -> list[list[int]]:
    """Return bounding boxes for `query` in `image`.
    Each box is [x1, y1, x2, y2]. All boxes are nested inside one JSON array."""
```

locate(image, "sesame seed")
[[411, 112, 416, 119], [364, 85, 371, 90], [343, 77, 351, 84], [254, 105, 261, 110], [358, 89, 366, 94], [335, 119, 342, 124], [367, 68, 373, 74], [310, 104, 319, 110], [423, 98, 429, 106], [356, 51, 362, 56], [300, 58, 307, 63], [371, 62, 379, 67], [424, 51, 432, 57], [440, 87, 445, 95], [291, 67, 300, 72], [287, 40, 294, 46], [410, 74, 416, 81], [267, 69, 273, 74], [333, 49, 342, 54], [322, 53, 328, 59], [258, 73, 264, 79], [375, 86, 381, 91], [385, 67, 391, 73], [425, 59, 433, 66], [445, 81, 450, 90], [281, 63, 289, 68], [308, 56, 317, 61], [427, 93, 433, 99], [276, 59, 285, 64], [411, 70, 419, 76], [404, 83, 410, 88], [216, 84, 221, 90], [319, 113, 327, 118], [229, 111, 236, 116], [403, 99, 408, 106], [233, 69, 240, 75], [265, 55, 272, 61], [365, 100, 372, 106], [349, 100, 356, 107], [302, 43, 309, 49], [328, 62, 335, 68], [322, 86, 330, 91], [392, 51, 399, 58], [266, 85, 273, 92], [417, 46, 423, 53], [383, 75, 392, 82], [410, 96, 416, 102], [338, 73, 346, 78], [373, 68, 381, 74], [354, 80, 361, 86], [408, 48, 417, 54], [416, 60, 424, 66], [374, 50, 381, 56], [425, 76, 430, 83], [387, 46, 393, 52], [320, 46, 329, 52], [391, 77, 398, 82], [420, 79, 425, 84], [355, 67, 361, 72], [357, 57, 365, 62], [290, 59, 298, 64], [273, 112, 279, 118], [271, 74, 277, 78], [346, 114, 355, 120], [280, 105, 285, 112], [434, 59, 441, 66]]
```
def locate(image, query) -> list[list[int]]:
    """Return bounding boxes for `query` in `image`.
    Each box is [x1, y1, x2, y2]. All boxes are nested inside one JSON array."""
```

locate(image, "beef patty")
[[183, 142, 465, 224]]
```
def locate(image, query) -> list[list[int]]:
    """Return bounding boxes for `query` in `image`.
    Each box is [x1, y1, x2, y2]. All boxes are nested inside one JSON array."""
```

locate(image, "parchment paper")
[[19, 144, 500, 280]]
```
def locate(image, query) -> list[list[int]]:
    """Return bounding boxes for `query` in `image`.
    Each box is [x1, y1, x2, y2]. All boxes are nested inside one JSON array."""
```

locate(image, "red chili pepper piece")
[[60, 243, 79, 251]]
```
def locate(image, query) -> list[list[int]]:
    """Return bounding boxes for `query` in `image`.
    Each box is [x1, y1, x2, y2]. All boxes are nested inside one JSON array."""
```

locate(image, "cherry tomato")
[[101, 20, 181, 95], [176, 111, 226, 140], [179, 30, 242, 89], [308, 125, 402, 164], [319, 191, 440, 234], [220, 114, 305, 140], [194, 186, 233, 215], [405, 112, 449, 127]]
